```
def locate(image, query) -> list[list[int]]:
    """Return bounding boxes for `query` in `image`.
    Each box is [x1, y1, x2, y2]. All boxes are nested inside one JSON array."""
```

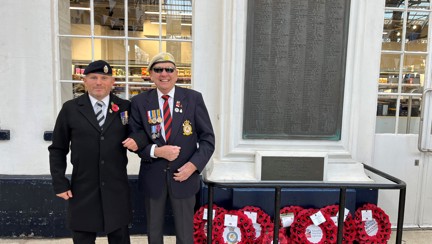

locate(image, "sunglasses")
[[152, 67, 176, 73]]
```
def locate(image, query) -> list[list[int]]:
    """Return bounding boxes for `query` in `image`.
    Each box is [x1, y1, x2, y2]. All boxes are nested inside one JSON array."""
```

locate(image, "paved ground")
[[0, 236, 174, 244], [1, 229, 432, 243]]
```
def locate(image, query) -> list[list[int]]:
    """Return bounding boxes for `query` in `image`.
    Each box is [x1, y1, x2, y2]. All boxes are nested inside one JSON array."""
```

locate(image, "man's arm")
[[187, 92, 216, 173], [48, 106, 72, 195]]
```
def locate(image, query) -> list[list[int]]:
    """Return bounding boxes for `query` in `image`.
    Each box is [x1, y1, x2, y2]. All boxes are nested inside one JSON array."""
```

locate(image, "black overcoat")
[[49, 92, 132, 233]]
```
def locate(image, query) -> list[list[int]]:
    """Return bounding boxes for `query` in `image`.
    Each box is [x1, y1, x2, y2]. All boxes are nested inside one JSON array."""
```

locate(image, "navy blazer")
[[129, 86, 215, 199]]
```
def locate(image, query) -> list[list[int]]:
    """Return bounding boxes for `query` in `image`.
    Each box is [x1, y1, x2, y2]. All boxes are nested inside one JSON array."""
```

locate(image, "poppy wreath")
[[290, 208, 338, 244], [239, 206, 273, 243], [261, 228, 289, 244], [278, 205, 304, 241], [354, 203, 391, 243], [320, 205, 356, 244], [211, 209, 256, 244], [193, 204, 228, 243]]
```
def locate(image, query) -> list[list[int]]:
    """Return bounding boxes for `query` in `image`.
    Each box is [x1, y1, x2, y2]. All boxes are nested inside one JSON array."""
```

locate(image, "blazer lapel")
[[169, 87, 186, 143], [77, 93, 102, 132], [103, 94, 120, 131]]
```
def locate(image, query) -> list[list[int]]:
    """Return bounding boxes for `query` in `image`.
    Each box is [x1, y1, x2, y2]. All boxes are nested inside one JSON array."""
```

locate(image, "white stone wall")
[[0, 1, 56, 174]]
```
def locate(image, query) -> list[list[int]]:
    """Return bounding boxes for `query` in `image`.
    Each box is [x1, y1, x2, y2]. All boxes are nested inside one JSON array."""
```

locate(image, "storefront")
[[1, 0, 431, 238]]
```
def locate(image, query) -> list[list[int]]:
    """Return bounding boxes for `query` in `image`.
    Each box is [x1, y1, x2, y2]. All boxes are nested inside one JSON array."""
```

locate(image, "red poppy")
[[111, 102, 119, 112]]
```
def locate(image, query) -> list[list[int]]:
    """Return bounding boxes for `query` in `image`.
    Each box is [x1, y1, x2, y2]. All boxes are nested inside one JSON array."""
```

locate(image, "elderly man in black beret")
[[49, 60, 138, 244]]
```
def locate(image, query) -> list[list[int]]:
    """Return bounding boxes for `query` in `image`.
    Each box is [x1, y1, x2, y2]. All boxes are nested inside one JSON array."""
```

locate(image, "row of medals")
[[148, 109, 162, 139]]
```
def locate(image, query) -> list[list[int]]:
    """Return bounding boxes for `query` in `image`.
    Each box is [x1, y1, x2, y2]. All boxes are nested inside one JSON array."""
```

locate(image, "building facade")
[[1, 0, 432, 237]]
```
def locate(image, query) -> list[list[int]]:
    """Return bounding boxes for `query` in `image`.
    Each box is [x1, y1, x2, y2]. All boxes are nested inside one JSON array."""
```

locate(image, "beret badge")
[[104, 65, 109, 74]]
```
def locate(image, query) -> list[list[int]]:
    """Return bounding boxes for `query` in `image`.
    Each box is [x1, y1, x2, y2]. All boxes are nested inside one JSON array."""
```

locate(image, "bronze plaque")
[[243, 0, 350, 140], [261, 156, 325, 181]]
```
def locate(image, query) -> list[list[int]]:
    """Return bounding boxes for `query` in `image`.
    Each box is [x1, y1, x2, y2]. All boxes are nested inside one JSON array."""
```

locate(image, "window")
[[376, 0, 430, 134], [57, 0, 192, 102]]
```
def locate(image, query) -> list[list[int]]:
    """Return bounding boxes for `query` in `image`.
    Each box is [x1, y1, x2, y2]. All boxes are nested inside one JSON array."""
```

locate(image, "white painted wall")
[[0, 1, 56, 174]]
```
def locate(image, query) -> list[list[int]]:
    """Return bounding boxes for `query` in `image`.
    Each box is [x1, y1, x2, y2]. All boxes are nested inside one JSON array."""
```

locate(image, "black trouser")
[[72, 226, 131, 244]]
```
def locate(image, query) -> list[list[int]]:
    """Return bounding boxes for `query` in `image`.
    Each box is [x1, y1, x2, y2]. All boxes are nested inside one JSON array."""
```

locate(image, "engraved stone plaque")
[[256, 151, 328, 181], [243, 0, 350, 140]]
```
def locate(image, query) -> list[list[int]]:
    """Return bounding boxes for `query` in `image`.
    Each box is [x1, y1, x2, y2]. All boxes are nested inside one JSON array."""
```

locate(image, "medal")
[[151, 125, 158, 139], [175, 101, 183, 113], [151, 110, 157, 124], [156, 124, 161, 138], [120, 111, 128, 125], [147, 110, 152, 124], [156, 109, 163, 123]]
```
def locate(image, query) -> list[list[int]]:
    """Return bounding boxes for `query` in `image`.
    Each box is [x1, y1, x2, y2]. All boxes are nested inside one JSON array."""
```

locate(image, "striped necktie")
[[162, 95, 172, 144], [95, 101, 105, 128]]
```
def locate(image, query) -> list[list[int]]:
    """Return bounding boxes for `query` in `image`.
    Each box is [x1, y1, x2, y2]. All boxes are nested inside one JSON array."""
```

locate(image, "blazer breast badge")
[[183, 120, 193, 136]]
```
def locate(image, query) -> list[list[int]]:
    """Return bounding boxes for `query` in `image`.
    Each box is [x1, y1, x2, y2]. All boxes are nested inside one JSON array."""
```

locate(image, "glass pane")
[[379, 54, 401, 93], [376, 96, 397, 133], [386, 0, 406, 8], [94, 0, 126, 36], [60, 37, 93, 81], [165, 0, 192, 40], [142, 1, 192, 39], [129, 83, 155, 98], [405, 11, 429, 51], [403, 54, 426, 94], [128, 0, 146, 35], [382, 10, 404, 51], [408, 0, 430, 9], [59, 0, 91, 35], [59, 38, 86, 103], [129, 40, 158, 66], [397, 94, 421, 134]]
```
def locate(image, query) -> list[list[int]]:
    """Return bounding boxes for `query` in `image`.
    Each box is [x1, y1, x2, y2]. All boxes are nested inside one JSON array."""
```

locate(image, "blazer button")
[[101, 160, 105, 165], [101, 136, 105, 140]]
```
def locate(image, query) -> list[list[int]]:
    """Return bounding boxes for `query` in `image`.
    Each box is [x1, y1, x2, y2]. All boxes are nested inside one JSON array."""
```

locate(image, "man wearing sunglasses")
[[127, 52, 215, 244]]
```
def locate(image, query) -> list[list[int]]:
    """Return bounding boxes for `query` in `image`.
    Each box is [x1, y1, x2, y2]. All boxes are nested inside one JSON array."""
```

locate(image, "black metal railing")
[[204, 163, 406, 244]]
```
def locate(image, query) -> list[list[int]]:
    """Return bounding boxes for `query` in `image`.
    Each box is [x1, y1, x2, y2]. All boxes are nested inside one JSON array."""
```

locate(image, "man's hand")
[[56, 190, 73, 200], [154, 145, 181, 161], [122, 138, 138, 151], [174, 162, 197, 182]]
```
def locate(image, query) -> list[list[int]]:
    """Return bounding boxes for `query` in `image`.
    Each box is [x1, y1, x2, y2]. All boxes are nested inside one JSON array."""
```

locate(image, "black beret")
[[83, 60, 112, 75]]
